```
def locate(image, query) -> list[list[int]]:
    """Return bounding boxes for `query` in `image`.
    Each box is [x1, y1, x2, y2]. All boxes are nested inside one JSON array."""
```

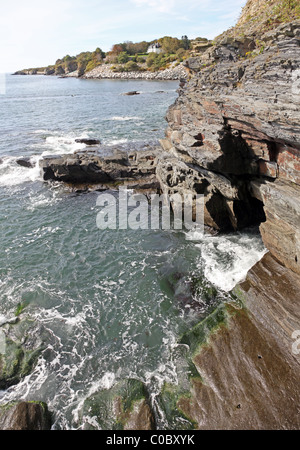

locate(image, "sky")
[[0, 0, 247, 73]]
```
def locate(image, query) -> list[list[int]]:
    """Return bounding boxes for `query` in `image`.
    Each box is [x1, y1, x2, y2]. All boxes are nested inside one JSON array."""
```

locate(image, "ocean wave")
[[104, 138, 129, 146], [42, 135, 86, 155], [0, 155, 41, 187], [187, 229, 268, 292]]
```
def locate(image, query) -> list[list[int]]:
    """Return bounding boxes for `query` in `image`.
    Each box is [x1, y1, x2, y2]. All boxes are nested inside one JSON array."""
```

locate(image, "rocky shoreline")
[[13, 62, 188, 81], [82, 62, 188, 81], [1, 0, 300, 430]]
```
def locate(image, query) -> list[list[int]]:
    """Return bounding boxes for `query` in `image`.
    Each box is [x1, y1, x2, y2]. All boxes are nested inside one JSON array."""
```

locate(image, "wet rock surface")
[[154, 1, 300, 430], [0, 316, 44, 390], [16, 157, 34, 168], [162, 254, 300, 430], [81, 379, 155, 430], [74, 138, 101, 145], [0, 401, 52, 430]]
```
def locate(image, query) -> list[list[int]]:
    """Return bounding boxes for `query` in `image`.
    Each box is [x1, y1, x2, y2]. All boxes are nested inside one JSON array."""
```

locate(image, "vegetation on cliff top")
[[15, 35, 193, 76], [215, 0, 300, 43]]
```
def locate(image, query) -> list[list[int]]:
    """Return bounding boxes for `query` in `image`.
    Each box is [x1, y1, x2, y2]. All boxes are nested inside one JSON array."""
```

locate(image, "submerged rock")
[[123, 91, 140, 96], [0, 402, 52, 430], [75, 138, 101, 146], [16, 157, 34, 168], [0, 317, 44, 390], [81, 378, 155, 430]]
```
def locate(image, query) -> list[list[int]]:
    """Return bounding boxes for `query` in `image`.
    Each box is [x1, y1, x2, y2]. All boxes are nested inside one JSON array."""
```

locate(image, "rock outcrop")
[[16, 157, 34, 168], [159, 16, 300, 273], [156, 0, 300, 430], [0, 315, 43, 390], [165, 253, 300, 430], [81, 379, 155, 430], [74, 138, 101, 145], [39, 148, 161, 192], [0, 402, 52, 430]]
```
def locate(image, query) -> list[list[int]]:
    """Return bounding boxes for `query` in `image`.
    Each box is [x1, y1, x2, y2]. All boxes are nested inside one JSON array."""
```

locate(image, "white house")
[[147, 43, 162, 54]]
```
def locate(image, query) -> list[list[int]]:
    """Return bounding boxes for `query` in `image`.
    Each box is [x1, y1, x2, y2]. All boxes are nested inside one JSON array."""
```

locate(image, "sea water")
[[0, 75, 267, 428]]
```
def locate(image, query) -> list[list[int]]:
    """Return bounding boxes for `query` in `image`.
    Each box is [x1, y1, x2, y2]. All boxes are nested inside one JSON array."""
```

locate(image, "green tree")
[[159, 36, 181, 54], [117, 52, 130, 64], [180, 35, 191, 50], [124, 61, 139, 72]]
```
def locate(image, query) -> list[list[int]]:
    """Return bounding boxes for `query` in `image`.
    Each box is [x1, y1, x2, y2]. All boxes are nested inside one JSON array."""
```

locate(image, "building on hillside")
[[147, 43, 162, 54]]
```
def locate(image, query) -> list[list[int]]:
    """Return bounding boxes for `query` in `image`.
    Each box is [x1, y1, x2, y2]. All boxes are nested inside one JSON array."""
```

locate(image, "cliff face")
[[158, 0, 300, 429], [159, 18, 300, 275]]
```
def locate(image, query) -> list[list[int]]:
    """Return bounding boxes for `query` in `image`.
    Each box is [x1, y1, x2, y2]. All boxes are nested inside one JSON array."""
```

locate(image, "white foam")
[[0, 131, 94, 188], [42, 135, 86, 156], [0, 155, 42, 187], [108, 116, 142, 121], [192, 231, 268, 292], [26, 191, 61, 211], [105, 138, 128, 146], [32, 129, 51, 134], [71, 371, 116, 425]]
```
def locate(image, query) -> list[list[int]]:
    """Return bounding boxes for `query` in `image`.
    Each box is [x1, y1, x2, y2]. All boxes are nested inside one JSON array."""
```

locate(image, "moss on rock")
[[0, 337, 41, 389], [157, 383, 197, 430], [81, 378, 155, 430]]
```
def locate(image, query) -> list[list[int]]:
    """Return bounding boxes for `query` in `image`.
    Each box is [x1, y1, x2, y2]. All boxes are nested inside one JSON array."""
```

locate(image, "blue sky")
[[1, 0, 246, 72]]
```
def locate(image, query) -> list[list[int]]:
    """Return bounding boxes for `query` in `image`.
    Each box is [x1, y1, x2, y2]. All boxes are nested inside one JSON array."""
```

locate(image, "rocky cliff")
[[160, 12, 300, 275], [157, 0, 300, 429]]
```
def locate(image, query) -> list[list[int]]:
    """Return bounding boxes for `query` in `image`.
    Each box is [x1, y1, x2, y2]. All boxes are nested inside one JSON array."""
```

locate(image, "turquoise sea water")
[[0, 75, 267, 428]]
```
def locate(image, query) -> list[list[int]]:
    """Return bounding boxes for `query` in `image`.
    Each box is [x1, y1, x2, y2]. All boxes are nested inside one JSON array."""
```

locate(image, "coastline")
[[13, 62, 189, 81], [2, 0, 300, 431]]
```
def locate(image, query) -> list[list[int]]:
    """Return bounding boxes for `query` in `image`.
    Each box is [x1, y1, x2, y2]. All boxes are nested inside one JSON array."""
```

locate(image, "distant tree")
[[137, 56, 146, 63], [181, 35, 191, 50], [124, 60, 139, 71], [65, 60, 78, 73], [117, 52, 130, 64], [63, 55, 73, 62], [93, 47, 105, 62], [159, 36, 181, 54], [123, 40, 149, 55], [176, 48, 187, 59], [111, 44, 125, 55], [146, 53, 168, 70]]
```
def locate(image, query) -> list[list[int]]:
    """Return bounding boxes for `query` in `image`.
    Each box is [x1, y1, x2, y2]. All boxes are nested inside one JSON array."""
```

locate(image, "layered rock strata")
[[156, 6, 300, 430], [159, 19, 300, 274], [39, 148, 160, 193]]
